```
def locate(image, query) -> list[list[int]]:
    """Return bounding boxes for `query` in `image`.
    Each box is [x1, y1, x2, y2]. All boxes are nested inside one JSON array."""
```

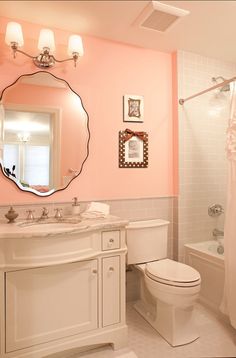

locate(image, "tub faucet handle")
[[208, 204, 224, 217]]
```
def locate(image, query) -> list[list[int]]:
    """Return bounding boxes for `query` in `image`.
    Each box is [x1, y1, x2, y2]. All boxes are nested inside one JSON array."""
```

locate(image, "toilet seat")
[[145, 259, 201, 287]]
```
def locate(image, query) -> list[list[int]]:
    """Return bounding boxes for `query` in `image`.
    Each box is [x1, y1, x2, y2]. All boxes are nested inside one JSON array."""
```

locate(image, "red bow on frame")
[[123, 129, 147, 142]]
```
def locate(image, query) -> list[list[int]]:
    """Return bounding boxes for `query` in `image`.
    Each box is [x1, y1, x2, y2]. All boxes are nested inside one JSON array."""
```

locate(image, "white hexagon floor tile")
[[59, 302, 236, 358]]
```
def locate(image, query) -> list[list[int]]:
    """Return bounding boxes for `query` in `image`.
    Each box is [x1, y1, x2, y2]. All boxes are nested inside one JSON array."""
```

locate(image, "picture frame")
[[123, 95, 144, 123], [119, 129, 148, 168]]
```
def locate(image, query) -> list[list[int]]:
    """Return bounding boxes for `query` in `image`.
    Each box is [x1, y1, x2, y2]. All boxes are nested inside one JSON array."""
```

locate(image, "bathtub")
[[184, 240, 225, 312]]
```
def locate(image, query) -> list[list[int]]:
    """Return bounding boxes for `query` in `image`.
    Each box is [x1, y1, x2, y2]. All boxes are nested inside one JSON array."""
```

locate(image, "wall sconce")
[[17, 132, 30, 142], [5, 22, 84, 68]]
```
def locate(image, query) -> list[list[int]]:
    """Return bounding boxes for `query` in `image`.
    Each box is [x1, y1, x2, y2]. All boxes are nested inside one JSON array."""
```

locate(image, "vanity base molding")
[[0, 325, 128, 358], [0, 216, 128, 358]]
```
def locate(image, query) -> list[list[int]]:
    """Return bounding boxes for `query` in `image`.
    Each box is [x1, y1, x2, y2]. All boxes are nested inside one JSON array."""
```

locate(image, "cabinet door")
[[6, 260, 98, 352], [102, 256, 120, 327]]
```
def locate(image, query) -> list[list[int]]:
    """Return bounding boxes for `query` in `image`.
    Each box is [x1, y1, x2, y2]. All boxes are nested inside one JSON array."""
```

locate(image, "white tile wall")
[[177, 50, 236, 261]]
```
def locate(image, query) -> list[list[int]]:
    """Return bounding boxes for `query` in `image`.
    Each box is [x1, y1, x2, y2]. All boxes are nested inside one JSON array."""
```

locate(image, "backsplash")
[[0, 196, 173, 221]]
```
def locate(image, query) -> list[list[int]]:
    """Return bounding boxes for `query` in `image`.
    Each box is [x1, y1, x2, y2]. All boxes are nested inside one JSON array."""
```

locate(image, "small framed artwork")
[[123, 95, 144, 123], [119, 129, 148, 168]]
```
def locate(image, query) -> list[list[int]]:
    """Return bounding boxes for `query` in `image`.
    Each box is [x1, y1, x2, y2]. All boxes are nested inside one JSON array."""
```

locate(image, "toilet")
[[126, 219, 201, 347]]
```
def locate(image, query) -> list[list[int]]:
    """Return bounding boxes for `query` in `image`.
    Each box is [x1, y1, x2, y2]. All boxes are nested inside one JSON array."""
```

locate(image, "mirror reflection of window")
[[3, 110, 52, 192], [24, 145, 50, 186]]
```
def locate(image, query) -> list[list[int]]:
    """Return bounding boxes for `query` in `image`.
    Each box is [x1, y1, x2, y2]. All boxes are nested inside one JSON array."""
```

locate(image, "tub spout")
[[213, 228, 224, 237]]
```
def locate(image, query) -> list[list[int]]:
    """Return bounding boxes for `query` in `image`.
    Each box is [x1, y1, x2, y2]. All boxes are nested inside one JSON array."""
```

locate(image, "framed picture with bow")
[[123, 95, 144, 123], [119, 129, 148, 168]]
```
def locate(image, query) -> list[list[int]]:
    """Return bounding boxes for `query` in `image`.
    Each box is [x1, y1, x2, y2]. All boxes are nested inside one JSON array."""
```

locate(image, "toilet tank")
[[126, 219, 170, 265]]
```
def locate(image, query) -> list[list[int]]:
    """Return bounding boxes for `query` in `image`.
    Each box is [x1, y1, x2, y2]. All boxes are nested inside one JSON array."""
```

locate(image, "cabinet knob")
[[92, 269, 98, 275], [108, 238, 114, 247], [108, 267, 114, 272]]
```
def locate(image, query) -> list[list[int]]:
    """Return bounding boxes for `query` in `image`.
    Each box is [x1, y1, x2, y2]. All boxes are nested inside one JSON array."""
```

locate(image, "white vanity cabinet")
[[0, 217, 128, 358], [5, 260, 98, 352]]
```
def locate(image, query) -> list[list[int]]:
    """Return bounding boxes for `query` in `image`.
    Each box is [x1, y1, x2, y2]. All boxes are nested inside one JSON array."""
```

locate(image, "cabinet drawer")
[[102, 231, 120, 251]]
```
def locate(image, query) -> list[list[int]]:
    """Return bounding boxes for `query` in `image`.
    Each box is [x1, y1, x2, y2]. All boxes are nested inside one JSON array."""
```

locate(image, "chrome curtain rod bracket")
[[179, 76, 236, 105]]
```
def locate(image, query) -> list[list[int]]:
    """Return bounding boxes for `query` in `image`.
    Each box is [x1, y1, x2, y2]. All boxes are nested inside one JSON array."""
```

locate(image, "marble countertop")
[[0, 215, 129, 239]]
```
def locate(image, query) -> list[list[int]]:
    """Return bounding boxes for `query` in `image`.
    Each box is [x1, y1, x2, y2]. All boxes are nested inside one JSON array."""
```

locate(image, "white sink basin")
[[17, 219, 86, 233], [22, 222, 75, 230]]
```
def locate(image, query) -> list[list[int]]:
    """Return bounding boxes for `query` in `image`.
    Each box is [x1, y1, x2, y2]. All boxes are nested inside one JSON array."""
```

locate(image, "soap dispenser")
[[72, 197, 80, 215]]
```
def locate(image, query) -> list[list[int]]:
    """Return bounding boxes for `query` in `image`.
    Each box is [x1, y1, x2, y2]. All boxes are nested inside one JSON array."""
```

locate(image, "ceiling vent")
[[136, 1, 190, 33]]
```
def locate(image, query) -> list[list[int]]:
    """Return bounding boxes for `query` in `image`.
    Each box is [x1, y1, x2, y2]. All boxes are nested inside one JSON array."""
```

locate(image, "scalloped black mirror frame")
[[0, 71, 90, 197]]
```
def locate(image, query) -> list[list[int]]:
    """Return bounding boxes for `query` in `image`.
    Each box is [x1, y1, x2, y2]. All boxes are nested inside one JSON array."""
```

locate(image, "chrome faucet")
[[40, 207, 49, 220], [212, 228, 224, 237]]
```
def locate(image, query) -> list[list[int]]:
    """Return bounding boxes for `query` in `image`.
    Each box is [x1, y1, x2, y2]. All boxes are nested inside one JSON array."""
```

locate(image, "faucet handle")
[[26, 210, 35, 220], [41, 207, 49, 219], [54, 208, 63, 219], [208, 204, 224, 217]]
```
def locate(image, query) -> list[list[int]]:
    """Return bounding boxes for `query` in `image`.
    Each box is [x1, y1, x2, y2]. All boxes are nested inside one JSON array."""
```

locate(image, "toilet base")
[[134, 299, 199, 347]]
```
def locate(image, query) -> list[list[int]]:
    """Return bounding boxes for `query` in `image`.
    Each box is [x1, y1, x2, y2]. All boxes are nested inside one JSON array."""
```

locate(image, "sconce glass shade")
[[38, 29, 55, 52], [5, 22, 24, 47], [68, 35, 84, 56], [5, 22, 83, 68]]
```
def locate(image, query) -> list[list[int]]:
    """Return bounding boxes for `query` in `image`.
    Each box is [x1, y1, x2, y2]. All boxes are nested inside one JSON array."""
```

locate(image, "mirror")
[[0, 71, 90, 196]]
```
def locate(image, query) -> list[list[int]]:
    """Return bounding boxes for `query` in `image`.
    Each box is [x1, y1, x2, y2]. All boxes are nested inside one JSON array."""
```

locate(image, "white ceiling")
[[0, 0, 236, 63]]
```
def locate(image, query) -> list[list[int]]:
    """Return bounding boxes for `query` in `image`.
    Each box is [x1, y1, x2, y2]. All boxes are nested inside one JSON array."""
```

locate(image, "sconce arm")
[[51, 53, 79, 67], [11, 45, 36, 60], [11, 45, 79, 68]]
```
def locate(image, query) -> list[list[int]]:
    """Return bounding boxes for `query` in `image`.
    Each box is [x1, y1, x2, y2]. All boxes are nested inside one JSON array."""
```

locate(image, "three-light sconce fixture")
[[5, 22, 84, 68]]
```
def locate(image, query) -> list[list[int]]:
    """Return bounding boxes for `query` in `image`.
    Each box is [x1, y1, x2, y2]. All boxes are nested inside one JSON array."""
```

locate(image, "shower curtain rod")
[[179, 76, 236, 105]]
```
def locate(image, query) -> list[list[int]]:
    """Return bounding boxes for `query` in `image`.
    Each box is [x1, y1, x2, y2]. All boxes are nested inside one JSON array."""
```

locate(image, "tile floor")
[[68, 302, 236, 358]]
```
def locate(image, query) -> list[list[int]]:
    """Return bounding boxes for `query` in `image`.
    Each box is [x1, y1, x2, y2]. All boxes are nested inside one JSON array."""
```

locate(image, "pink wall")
[[0, 16, 176, 204]]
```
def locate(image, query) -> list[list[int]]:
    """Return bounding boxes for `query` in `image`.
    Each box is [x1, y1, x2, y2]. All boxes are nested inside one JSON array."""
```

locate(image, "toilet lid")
[[146, 259, 201, 286]]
